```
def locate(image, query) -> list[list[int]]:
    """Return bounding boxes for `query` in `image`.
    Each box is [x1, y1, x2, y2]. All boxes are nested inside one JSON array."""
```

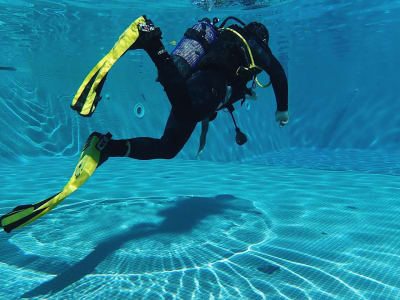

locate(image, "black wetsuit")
[[104, 26, 288, 160]]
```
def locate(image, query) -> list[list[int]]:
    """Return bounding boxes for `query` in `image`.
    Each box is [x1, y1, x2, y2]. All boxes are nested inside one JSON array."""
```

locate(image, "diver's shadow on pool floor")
[[21, 194, 237, 298]]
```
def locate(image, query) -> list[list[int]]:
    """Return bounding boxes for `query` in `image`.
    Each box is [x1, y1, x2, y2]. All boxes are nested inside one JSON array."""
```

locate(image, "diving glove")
[[275, 110, 289, 127]]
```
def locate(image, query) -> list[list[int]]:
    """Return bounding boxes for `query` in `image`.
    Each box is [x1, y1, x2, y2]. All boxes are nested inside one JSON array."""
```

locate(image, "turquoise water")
[[1, 0, 400, 299], [1, 158, 400, 299]]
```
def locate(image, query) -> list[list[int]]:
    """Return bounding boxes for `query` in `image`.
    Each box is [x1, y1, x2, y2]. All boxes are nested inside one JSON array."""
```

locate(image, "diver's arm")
[[263, 47, 288, 112], [248, 39, 288, 112], [267, 51, 289, 127]]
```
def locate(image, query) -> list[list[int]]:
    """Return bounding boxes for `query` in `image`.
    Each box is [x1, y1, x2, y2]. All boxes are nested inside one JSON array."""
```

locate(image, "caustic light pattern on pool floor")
[[0, 157, 399, 299]]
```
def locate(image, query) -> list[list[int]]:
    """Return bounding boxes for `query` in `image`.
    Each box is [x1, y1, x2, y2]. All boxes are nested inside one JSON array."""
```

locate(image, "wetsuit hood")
[[244, 22, 269, 49]]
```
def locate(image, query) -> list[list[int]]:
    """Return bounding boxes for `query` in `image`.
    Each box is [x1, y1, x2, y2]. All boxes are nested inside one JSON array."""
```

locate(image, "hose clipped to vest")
[[226, 104, 248, 146], [219, 27, 271, 89]]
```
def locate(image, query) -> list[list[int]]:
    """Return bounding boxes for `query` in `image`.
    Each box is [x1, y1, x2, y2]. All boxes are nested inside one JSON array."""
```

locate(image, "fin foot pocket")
[[129, 18, 163, 50]]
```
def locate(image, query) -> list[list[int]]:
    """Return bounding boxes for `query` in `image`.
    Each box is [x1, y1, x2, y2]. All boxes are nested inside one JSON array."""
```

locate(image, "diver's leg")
[[103, 111, 196, 160], [101, 69, 225, 163], [147, 41, 194, 120], [130, 20, 192, 120]]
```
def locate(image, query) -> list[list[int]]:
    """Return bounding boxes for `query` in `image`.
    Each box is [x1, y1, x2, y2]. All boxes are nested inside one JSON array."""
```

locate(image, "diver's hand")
[[275, 110, 289, 127]]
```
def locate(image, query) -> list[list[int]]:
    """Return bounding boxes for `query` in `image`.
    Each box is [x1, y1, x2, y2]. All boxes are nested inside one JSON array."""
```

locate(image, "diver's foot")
[[130, 16, 163, 51], [84, 132, 112, 167]]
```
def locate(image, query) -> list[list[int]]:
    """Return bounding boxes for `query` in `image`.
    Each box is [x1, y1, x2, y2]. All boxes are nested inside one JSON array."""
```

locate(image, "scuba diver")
[[92, 16, 288, 164], [87, 16, 288, 165], [0, 16, 288, 233]]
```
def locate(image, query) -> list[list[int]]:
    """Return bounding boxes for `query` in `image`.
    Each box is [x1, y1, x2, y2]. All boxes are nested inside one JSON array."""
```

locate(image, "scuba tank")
[[171, 18, 219, 79]]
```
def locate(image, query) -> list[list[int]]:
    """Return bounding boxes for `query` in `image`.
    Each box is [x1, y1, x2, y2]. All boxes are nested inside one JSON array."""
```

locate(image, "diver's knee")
[[163, 149, 180, 159], [161, 142, 182, 159]]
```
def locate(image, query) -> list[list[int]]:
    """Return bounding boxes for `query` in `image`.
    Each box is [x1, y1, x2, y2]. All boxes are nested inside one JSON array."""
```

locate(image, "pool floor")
[[0, 152, 399, 299]]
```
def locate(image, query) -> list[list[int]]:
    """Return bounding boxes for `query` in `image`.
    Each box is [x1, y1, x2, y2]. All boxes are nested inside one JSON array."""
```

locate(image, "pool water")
[[0, 0, 400, 299]]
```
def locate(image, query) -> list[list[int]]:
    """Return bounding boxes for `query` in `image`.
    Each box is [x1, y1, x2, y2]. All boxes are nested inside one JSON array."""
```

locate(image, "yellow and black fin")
[[0, 132, 112, 233], [71, 16, 146, 117]]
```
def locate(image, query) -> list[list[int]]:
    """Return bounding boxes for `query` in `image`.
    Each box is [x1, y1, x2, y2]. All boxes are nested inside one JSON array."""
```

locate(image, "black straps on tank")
[[184, 25, 211, 52]]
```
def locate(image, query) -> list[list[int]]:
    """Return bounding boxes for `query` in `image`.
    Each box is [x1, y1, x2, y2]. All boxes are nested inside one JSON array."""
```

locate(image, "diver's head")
[[244, 22, 269, 50], [243, 21, 272, 73]]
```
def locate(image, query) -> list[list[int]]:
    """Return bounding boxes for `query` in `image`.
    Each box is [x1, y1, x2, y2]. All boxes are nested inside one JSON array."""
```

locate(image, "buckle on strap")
[[138, 23, 155, 33], [96, 132, 112, 151]]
